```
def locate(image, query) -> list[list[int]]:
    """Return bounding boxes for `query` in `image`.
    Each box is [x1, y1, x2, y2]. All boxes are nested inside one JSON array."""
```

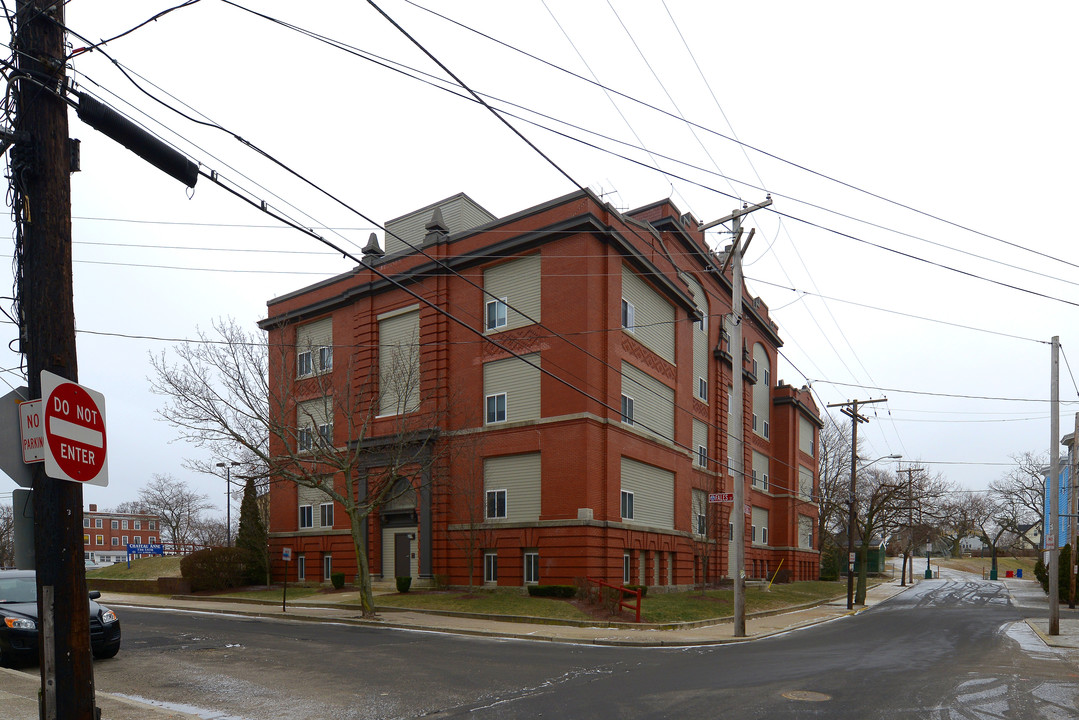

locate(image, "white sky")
[[1, 1, 1076, 515]]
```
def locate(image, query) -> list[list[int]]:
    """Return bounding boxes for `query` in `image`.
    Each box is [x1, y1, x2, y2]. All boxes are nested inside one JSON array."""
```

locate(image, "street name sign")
[[42, 370, 108, 486], [708, 493, 734, 503]]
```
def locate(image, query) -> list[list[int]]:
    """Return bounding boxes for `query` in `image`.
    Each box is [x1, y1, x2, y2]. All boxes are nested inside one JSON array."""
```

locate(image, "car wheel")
[[92, 645, 119, 660]]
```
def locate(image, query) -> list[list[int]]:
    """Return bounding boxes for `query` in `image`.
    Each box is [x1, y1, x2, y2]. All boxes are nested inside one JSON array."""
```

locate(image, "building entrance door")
[[394, 533, 411, 578]]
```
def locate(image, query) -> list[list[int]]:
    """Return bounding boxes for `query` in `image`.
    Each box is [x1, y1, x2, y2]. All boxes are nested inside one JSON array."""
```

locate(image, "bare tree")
[[816, 417, 853, 557], [892, 469, 950, 585], [444, 433, 493, 591], [990, 451, 1046, 541], [0, 504, 14, 568], [137, 473, 214, 547], [189, 515, 230, 547], [150, 317, 447, 617], [852, 466, 907, 604]]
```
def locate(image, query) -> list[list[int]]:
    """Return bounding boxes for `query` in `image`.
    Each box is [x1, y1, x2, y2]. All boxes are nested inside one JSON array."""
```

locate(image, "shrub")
[[623, 584, 648, 598], [1035, 545, 1072, 601], [526, 584, 576, 598], [331, 572, 345, 590], [396, 576, 412, 593], [180, 547, 255, 592]]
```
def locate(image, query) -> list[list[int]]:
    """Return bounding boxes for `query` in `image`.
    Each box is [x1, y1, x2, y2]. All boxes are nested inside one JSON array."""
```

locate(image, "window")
[[763, 527, 769, 544], [752, 413, 758, 431], [297, 349, 313, 377], [297, 555, 305, 582], [319, 346, 333, 372], [697, 445, 708, 468], [299, 505, 313, 529], [134, 520, 141, 530], [111, 520, 118, 530], [485, 298, 508, 331], [696, 511, 707, 536], [621, 298, 635, 332], [298, 427, 313, 451], [621, 490, 634, 520], [728, 456, 733, 476], [764, 368, 771, 387], [95, 518, 102, 528], [83, 518, 89, 528], [484, 551, 498, 583], [763, 473, 769, 491], [623, 552, 631, 584], [752, 358, 758, 376], [111, 537, 119, 546], [149, 536, 156, 544], [323, 555, 332, 581], [729, 522, 733, 541], [727, 385, 733, 415], [149, 521, 156, 530], [486, 393, 507, 424], [134, 536, 141, 544], [83, 534, 90, 545], [524, 551, 539, 584], [752, 524, 757, 543], [698, 377, 707, 401], [486, 489, 507, 519], [764, 421, 770, 439], [320, 502, 334, 527], [122, 536, 128, 544], [96, 535, 103, 545], [122, 520, 129, 530], [621, 394, 634, 425], [696, 313, 706, 332], [317, 422, 333, 447]]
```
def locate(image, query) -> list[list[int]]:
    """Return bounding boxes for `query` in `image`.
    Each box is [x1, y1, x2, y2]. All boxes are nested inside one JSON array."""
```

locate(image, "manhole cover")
[[781, 690, 831, 702]]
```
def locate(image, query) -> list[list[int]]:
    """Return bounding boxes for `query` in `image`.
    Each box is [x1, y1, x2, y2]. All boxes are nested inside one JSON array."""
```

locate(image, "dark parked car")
[[0, 570, 121, 666]]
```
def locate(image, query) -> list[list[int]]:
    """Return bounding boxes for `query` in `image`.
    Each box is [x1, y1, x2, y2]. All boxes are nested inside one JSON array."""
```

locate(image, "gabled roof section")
[[383, 192, 495, 256]]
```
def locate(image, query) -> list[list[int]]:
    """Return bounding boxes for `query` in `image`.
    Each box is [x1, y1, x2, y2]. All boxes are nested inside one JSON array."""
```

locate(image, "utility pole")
[[699, 196, 771, 637], [13, 2, 98, 717], [900, 466, 925, 587], [1049, 336, 1060, 635], [827, 397, 887, 609]]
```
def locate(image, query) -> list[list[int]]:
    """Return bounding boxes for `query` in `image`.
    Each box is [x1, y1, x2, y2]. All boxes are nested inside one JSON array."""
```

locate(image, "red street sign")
[[19, 399, 43, 463], [708, 493, 734, 503], [42, 371, 108, 486]]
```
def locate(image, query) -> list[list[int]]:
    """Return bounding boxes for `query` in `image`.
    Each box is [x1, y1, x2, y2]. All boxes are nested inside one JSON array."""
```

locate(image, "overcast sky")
[[1, 1, 1076, 517]]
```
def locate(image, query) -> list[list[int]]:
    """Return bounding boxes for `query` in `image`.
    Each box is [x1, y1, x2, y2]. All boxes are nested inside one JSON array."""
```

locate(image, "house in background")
[[82, 504, 160, 565], [261, 189, 822, 589]]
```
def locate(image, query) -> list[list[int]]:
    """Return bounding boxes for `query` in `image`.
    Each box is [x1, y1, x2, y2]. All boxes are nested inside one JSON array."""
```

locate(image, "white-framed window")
[[298, 427, 313, 452], [319, 346, 333, 372], [299, 505, 313, 529], [752, 358, 758, 376], [695, 312, 706, 332], [727, 385, 733, 415], [134, 536, 141, 544], [323, 554, 332, 581], [763, 473, 769, 491], [122, 520, 129, 530], [621, 394, 634, 425], [111, 537, 119, 546], [698, 377, 707, 401], [149, 536, 156, 544], [134, 520, 141, 530], [317, 422, 333, 447], [752, 524, 757, 543], [728, 456, 733, 476], [762, 527, 769, 544], [320, 502, 334, 527], [524, 550, 539, 584], [621, 298, 636, 332], [95, 518, 102, 528], [96, 535, 103, 545], [297, 350, 313, 377], [83, 518, 89, 528], [752, 413, 758, 432], [485, 298, 508, 331], [83, 534, 89, 545], [486, 489, 507, 519], [297, 555, 305, 582], [111, 520, 118, 529], [696, 445, 708, 468], [623, 552, 631, 584], [486, 393, 507, 424], [696, 511, 707, 536], [620, 490, 634, 520], [764, 368, 771, 387], [484, 551, 498, 583]]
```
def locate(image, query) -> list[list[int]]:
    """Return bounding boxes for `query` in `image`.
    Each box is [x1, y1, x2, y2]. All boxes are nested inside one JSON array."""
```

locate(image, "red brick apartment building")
[[262, 189, 821, 589], [82, 504, 161, 564]]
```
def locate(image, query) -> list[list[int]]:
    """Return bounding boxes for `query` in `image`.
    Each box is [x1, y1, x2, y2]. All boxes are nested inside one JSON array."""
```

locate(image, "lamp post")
[[216, 461, 239, 547], [925, 540, 932, 579], [847, 453, 901, 609]]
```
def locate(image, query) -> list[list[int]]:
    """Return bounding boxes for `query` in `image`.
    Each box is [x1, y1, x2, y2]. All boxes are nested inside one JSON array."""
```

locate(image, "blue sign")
[[127, 543, 164, 556]]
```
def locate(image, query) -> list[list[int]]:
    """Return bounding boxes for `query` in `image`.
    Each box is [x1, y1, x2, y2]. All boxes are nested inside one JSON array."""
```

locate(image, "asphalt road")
[[88, 579, 1079, 719]]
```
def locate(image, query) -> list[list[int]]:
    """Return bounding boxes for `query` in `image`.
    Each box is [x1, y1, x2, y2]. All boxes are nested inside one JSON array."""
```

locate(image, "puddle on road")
[[114, 694, 253, 720]]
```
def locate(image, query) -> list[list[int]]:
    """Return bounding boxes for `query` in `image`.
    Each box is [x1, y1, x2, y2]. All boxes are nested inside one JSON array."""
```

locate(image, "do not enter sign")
[[41, 370, 108, 486]]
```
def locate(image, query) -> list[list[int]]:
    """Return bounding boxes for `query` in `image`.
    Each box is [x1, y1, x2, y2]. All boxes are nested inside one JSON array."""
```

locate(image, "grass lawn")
[[376, 590, 595, 621], [933, 555, 1037, 578], [86, 556, 184, 579]]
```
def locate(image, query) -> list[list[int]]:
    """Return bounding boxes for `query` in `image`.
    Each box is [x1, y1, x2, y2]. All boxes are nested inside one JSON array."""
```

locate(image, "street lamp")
[[216, 461, 239, 547], [847, 453, 902, 609]]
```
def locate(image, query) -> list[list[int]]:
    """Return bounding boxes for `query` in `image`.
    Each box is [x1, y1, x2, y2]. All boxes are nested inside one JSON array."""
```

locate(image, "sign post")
[[282, 547, 292, 613]]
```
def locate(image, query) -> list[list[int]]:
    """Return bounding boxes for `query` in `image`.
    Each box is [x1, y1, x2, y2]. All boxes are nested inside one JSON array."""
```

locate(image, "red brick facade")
[[82, 504, 161, 564], [263, 190, 821, 588]]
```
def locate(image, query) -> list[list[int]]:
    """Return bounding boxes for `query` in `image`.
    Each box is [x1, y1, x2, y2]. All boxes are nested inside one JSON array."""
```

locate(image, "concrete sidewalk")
[[2, 576, 1073, 719]]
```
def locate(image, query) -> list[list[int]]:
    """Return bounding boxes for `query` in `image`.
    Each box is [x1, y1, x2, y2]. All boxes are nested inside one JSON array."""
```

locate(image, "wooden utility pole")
[[827, 397, 888, 609], [13, 2, 97, 717], [1071, 412, 1077, 609], [699, 197, 771, 637], [1049, 336, 1060, 635]]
